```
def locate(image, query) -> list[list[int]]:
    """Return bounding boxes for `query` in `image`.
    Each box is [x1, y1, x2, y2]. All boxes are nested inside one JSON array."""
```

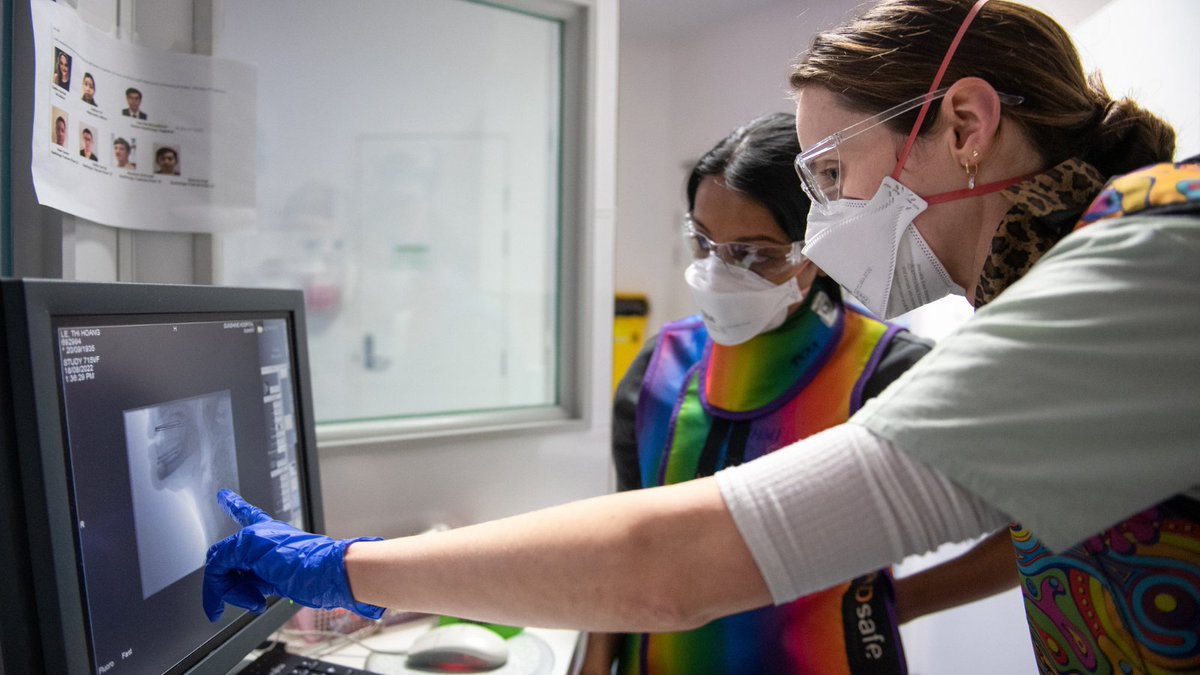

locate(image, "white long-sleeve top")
[[717, 213, 1200, 602]]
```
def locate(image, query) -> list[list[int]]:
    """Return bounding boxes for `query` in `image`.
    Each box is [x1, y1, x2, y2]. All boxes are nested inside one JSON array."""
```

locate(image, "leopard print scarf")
[[973, 158, 1106, 308]]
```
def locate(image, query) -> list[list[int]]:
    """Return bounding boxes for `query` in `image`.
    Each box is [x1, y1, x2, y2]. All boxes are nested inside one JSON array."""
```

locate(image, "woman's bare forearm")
[[578, 632, 621, 675], [343, 477, 771, 632], [894, 528, 1019, 624]]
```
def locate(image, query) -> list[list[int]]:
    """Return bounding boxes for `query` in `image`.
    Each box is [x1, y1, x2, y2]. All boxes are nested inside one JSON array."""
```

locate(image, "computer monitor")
[[0, 279, 325, 675]]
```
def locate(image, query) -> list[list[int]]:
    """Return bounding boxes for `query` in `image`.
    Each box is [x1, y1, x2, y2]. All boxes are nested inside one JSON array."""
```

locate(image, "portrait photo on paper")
[[52, 47, 71, 91], [112, 136, 137, 171], [78, 124, 98, 161], [51, 107, 68, 147], [81, 71, 97, 107], [154, 144, 180, 175], [123, 86, 147, 120]]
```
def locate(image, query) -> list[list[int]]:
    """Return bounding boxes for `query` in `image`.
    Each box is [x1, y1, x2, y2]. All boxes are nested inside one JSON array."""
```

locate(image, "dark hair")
[[81, 128, 92, 139], [686, 112, 811, 242], [55, 116, 65, 127], [113, 137, 131, 151], [126, 87, 142, 98], [83, 73, 94, 84], [156, 146, 177, 161], [790, 0, 1175, 179]]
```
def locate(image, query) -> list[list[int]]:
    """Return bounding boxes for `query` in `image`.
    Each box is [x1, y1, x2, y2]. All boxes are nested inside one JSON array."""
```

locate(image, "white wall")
[[616, 2, 856, 331], [613, 37, 683, 330], [1071, 0, 1200, 158], [318, 423, 615, 538]]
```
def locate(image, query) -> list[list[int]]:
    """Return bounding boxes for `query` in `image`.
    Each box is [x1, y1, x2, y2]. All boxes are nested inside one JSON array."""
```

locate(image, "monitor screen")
[[58, 315, 306, 674], [0, 280, 322, 675]]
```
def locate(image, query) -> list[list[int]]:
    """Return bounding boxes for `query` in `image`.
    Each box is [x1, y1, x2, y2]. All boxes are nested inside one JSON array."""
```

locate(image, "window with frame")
[[210, 0, 566, 429]]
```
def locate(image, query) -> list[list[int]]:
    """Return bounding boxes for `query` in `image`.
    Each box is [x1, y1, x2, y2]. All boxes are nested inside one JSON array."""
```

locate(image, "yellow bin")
[[613, 294, 649, 394]]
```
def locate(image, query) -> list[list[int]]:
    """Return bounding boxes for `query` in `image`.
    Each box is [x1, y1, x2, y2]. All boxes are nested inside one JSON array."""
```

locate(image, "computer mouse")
[[405, 623, 509, 672]]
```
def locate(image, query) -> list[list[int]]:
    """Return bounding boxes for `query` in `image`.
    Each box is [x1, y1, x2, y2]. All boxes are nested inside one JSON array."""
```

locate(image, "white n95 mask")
[[685, 256, 804, 346], [801, 176, 963, 320]]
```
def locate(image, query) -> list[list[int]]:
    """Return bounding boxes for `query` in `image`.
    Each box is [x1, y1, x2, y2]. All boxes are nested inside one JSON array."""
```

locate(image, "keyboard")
[[236, 643, 376, 675]]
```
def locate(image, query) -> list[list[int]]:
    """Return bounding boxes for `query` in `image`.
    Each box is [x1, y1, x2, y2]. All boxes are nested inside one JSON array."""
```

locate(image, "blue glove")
[[202, 488, 386, 623]]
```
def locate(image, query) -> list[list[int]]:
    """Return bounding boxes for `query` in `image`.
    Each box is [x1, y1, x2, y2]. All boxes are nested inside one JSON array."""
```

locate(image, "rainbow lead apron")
[[622, 286, 908, 675], [1012, 157, 1200, 675]]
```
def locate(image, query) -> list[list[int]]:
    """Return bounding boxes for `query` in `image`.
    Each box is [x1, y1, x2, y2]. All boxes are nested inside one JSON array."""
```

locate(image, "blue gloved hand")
[[202, 488, 385, 623]]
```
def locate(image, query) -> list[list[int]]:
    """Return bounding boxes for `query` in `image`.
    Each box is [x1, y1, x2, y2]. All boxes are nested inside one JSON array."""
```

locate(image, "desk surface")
[[253, 615, 581, 675]]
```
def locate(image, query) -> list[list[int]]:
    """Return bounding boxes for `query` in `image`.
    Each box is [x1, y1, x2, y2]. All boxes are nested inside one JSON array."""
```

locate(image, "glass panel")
[[210, 0, 562, 423]]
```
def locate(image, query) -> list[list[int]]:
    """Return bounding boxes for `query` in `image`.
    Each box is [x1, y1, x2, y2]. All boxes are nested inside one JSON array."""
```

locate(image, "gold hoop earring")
[[963, 149, 980, 190]]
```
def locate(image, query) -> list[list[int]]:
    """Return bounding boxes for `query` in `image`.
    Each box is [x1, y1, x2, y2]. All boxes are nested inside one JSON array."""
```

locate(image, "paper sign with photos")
[[30, 0, 257, 233]]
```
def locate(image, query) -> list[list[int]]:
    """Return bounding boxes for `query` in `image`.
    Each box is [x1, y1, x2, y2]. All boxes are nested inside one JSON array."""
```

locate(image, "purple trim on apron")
[[849, 322, 902, 414]]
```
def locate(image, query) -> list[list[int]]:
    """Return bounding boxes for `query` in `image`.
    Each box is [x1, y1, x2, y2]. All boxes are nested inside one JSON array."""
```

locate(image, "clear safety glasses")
[[683, 216, 806, 278], [794, 87, 1023, 213]]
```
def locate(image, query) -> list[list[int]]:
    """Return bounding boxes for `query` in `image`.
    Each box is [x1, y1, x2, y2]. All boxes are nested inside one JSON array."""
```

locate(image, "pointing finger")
[[217, 489, 273, 527]]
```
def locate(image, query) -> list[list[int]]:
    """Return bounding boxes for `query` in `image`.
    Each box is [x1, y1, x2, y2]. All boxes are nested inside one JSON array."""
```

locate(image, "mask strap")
[[922, 170, 1039, 205], [891, 0, 991, 181]]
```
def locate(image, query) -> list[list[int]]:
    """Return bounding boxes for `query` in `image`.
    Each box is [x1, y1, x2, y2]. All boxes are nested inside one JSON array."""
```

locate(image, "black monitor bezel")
[[0, 278, 326, 675]]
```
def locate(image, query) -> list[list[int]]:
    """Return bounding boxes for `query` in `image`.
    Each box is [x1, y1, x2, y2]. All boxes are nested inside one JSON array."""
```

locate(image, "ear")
[[793, 260, 821, 295], [936, 77, 1004, 167]]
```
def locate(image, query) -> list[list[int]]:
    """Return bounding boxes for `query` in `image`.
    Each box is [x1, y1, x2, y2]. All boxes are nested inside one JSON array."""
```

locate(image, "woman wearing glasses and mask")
[[581, 112, 1002, 674], [204, 1, 1198, 672], [780, 0, 1197, 672]]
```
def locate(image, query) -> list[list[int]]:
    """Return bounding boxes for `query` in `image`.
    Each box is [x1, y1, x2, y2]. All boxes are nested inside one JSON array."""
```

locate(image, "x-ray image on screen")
[[124, 391, 240, 599]]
